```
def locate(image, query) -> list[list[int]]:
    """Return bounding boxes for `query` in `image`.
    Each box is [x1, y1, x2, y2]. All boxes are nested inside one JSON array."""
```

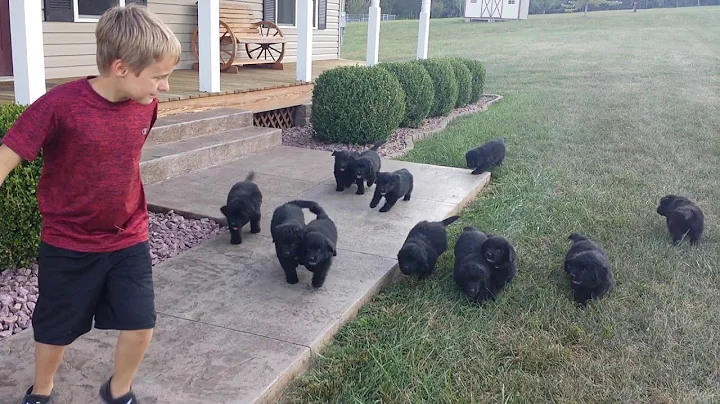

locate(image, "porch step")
[[147, 108, 253, 146], [140, 126, 282, 185]]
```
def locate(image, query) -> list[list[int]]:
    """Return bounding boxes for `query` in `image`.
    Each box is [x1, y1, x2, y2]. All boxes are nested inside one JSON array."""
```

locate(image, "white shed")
[[464, 0, 529, 21]]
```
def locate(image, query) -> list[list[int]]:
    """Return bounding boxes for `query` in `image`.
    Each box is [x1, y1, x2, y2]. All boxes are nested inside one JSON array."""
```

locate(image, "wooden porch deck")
[[0, 59, 362, 117]]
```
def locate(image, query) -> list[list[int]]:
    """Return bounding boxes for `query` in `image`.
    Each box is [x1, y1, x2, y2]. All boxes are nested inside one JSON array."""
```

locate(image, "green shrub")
[[377, 61, 434, 128], [0, 103, 43, 271], [447, 58, 473, 108], [311, 65, 405, 145], [415, 58, 458, 117], [461, 58, 487, 103]]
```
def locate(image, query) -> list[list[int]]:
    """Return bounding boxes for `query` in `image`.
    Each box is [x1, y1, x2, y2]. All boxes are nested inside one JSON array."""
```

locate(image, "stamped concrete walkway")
[[0, 146, 490, 404]]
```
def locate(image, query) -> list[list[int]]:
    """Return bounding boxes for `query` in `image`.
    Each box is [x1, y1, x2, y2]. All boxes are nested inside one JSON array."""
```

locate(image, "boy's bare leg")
[[109, 329, 153, 398], [33, 343, 66, 396]]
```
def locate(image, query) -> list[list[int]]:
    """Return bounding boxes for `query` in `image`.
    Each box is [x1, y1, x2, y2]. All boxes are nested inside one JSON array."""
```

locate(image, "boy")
[[0, 5, 181, 404]]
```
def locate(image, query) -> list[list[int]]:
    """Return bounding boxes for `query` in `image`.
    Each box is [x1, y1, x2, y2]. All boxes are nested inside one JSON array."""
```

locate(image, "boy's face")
[[118, 57, 177, 105]]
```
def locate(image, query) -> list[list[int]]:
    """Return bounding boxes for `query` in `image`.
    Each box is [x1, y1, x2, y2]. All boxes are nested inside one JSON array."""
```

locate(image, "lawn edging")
[[386, 93, 504, 159]]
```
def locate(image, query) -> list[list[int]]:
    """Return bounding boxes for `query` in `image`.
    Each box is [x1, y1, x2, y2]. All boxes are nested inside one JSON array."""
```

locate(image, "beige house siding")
[[41, 0, 340, 80]]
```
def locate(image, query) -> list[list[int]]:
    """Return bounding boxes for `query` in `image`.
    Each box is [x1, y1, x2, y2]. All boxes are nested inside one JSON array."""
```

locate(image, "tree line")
[[344, 0, 719, 19]]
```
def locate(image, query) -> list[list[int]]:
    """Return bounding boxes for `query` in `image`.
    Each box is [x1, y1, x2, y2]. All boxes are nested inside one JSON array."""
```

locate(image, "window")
[[276, 0, 319, 28], [508, 0, 516, 4], [75, 0, 122, 22]]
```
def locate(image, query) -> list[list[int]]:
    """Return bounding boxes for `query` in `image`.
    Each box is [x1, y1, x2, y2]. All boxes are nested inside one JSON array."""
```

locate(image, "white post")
[[366, 0, 380, 66], [198, 0, 220, 92], [296, 0, 313, 82], [417, 0, 431, 59], [9, 0, 45, 105]]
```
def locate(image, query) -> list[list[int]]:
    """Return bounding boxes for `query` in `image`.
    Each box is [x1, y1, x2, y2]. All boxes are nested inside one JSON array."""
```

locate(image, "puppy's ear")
[[392, 173, 401, 183], [220, 205, 229, 217], [327, 239, 337, 256], [507, 245, 516, 263]]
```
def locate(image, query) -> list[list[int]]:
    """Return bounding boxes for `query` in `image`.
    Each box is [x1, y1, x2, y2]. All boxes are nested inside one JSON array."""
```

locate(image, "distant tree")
[[531, 0, 563, 13], [563, 0, 622, 15]]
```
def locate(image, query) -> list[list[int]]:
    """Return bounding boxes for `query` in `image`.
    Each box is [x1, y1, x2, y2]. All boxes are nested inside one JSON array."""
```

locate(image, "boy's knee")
[[121, 328, 153, 344]]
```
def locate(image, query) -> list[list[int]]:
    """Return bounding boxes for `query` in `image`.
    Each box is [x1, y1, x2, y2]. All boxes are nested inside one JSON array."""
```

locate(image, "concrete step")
[[140, 126, 282, 185], [147, 108, 253, 146]]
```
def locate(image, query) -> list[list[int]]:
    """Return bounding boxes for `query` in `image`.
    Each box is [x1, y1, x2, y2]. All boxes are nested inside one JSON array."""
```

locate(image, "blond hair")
[[95, 4, 182, 75]]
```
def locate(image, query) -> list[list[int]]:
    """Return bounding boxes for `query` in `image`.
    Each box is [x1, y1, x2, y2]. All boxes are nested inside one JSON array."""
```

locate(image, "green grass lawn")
[[283, 8, 720, 402]]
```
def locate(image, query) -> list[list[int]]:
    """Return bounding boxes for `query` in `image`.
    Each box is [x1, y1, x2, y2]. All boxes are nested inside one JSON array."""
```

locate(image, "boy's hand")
[[0, 144, 21, 186]]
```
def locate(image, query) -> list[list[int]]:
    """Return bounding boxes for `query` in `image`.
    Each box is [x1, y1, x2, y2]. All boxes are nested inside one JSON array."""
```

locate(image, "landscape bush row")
[[0, 103, 42, 271], [310, 57, 487, 145]]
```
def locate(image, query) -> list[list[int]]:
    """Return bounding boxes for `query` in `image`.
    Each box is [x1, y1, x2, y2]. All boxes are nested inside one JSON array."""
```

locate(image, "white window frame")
[[74, 0, 125, 23], [275, 0, 319, 29]]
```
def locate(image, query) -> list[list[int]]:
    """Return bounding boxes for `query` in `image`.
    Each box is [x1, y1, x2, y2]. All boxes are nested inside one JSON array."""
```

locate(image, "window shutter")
[[127, 0, 148, 5], [318, 0, 327, 29], [44, 0, 74, 22], [263, 0, 276, 22]]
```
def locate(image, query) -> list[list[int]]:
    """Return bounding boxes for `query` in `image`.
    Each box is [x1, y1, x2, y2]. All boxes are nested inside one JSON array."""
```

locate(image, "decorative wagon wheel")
[[191, 20, 238, 71], [245, 21, 286, 63]]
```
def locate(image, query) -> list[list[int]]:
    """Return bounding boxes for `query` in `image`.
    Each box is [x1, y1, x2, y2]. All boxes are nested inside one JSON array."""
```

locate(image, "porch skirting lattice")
[[253, 107, 296, 129]]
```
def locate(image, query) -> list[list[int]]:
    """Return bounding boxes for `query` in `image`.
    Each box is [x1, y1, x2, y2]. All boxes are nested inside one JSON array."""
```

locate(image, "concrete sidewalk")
[[0, 146, 490, 404]]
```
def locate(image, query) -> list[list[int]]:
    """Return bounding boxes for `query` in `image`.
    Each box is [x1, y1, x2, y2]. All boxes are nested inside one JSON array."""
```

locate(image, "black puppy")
[[270, 200, 312, 284], [369, 168, 414, 213], [220, 171, 262, 245], [454, 227, 517, 302], [291, 200, 338, 288], [352, 140, 386, 195], [465, 138, 506, 175], [656, 194, 704, 245], [331, 149, 360, 192], [454, 226, 493, 302], [563, 233, 615, 306], [397, 215, 460, 279]]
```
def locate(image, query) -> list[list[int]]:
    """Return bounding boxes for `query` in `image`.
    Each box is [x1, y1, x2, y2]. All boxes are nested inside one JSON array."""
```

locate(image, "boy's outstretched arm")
[[0, 144, 21, 186]]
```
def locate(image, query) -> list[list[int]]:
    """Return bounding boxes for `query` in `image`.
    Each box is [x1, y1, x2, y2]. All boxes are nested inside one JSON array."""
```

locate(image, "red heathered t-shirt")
[[1, 77, 158, 253]]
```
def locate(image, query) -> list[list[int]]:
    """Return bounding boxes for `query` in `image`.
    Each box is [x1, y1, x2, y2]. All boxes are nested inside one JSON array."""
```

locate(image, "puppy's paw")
[[379, 205, 392, 212], [356, 190, 365, 195], [285, 275, 299, 284]]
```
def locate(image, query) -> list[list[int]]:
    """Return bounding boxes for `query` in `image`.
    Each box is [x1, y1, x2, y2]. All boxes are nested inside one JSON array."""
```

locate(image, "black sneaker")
[[21, 386, 52, 404], [98, 378, 140, 404]]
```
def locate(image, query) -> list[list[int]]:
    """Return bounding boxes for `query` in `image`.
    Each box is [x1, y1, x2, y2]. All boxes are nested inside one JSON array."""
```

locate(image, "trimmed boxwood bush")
[[415, 58, 458, 117], [447, 58, 472, 108], [378, 61, 434, 128], [0, 103, 42, 271], [311, 65, 405, 145], [461, 58, 487, 103]]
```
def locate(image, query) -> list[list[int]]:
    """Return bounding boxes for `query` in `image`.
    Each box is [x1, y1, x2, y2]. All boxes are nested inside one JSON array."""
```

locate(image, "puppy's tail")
[[441, 215, 461, 227], [288, 200, 329, 220], [245, 171, 256, 182], [369, 139, 387, 151], [568, 233, 589, 242]]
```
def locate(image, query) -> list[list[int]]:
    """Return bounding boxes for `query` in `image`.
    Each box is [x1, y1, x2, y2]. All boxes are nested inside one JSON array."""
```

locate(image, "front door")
[[0, 0, 12, 76]]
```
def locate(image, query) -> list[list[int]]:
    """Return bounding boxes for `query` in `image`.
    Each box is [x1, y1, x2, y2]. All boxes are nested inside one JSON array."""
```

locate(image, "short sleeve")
[[1, 94, 58, 162]]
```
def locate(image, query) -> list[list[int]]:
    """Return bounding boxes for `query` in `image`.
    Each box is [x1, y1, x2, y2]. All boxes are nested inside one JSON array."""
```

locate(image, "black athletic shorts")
[[31, 240, 156, 346]]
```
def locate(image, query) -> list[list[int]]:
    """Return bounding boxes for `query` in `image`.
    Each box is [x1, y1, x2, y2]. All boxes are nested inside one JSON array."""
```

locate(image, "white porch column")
[[296, 0, 313, 82], [416, 0, 431, 59], [198, 0, 220, 92], [366, 0, 380, 66], [9, 0, 45, 105]]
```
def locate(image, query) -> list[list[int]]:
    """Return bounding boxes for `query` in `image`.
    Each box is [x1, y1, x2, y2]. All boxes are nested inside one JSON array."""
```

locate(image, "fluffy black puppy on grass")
[[563, 233, 615, 306], [656, 194, 705, 245], [454, 227, 517, 303], [397, 215, 460, 279], [220, 171, 262, 245], [370, 168, 414, 213], [270, 200, 314, 284], [331, 149, 360, 192], [352, 140, 386, 195], [290, 200, 338, 288], [465, 138, 506, 175]]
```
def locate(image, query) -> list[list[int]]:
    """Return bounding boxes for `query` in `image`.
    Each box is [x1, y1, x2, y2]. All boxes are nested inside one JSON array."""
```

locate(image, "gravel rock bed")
[[283, 95, 498, 157], [0, 210, 224, 341]]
